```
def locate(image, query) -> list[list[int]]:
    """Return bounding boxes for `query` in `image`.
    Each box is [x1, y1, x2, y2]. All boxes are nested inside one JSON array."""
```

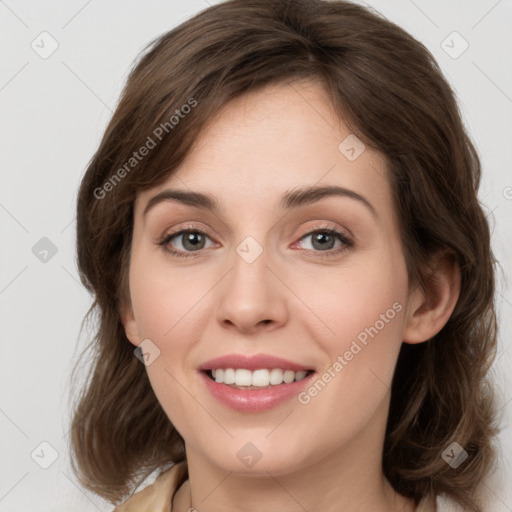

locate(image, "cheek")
[[305, 248, 406, 339], [128, 249, 207, 342], [291, 252, 408, 441], [128, 251, 204, 430], [298, 243, 408, 386]]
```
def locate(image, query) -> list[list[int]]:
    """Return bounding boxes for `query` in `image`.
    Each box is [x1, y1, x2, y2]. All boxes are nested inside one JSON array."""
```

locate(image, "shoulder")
[[113, 461, 188, 512], [435, 494, 468, 512], [416, 493, 466, 512]]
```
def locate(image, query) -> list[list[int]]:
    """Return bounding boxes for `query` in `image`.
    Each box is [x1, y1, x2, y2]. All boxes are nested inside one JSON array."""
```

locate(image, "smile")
[[207, 368, 313, 388], [200, 369, 316, 412]]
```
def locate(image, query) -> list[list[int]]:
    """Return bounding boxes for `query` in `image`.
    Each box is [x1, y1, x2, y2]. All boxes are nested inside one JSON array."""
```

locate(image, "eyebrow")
[[143, 185, 378, 219]]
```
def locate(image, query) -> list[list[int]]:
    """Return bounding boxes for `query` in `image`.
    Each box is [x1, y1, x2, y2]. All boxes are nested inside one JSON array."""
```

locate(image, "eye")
[[293, 226, 353, 258], [158, 228, 216, 257], [157, 224, 354, 259]]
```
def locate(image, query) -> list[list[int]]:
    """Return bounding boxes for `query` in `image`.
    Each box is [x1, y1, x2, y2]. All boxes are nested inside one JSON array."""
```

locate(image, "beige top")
[[113, 461, 461, 511]]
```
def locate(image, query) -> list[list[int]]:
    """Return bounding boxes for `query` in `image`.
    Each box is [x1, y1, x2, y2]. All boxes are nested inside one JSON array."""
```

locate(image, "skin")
[[122, 79, 460, 512]]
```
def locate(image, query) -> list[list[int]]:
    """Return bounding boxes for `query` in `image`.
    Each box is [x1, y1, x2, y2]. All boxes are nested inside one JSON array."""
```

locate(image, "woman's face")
[[123, 80, 416, 475]]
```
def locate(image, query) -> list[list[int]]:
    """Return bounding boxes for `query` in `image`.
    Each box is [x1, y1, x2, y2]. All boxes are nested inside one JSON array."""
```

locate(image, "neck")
[[174, 462, 414, 512], [172, 397, 415, 512]]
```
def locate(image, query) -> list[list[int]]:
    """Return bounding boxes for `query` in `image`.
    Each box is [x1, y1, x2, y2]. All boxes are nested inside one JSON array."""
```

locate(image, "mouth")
[[200, 367, 317, 412], [198, 354, 317, 410], [202, 368, 316, 390]]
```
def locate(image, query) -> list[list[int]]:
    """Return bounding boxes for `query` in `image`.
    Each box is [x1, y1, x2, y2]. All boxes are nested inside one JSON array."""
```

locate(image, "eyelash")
[[157, 224, 354, 259]]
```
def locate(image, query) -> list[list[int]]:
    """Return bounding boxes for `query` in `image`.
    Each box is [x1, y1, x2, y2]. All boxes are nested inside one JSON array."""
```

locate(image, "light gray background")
[[1, 0, 511, 510]]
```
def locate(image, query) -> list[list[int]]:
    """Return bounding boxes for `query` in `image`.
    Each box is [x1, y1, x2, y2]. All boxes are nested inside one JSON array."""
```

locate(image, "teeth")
[[223, 368, 236, 385], [211, 368, 310, 387]]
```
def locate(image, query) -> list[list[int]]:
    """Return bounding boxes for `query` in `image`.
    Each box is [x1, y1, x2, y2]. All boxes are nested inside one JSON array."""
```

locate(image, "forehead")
[[135, 79, 390, 216]]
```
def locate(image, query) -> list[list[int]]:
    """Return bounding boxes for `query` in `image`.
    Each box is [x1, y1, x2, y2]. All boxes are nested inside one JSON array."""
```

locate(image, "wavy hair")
[[70, 0, 499, 509]]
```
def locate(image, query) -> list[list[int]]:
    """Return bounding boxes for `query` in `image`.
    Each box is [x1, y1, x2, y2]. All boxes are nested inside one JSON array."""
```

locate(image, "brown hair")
[[70, 0, 500, 509]]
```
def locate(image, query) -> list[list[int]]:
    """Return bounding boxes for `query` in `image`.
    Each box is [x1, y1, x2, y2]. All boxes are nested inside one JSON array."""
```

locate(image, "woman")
[[70, 0, 499, 510]]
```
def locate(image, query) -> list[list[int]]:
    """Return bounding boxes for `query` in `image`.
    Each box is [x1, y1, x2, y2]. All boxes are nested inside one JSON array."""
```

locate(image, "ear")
[[402, 250, 461, 344], [120, 300, 141, 347]]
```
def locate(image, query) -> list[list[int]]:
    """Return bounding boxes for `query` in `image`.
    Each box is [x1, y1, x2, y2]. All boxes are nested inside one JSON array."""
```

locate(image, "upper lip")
[[198, 354, 314, 372]]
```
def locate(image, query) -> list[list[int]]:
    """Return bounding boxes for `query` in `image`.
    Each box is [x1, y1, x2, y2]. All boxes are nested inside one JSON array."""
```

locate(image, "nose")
[[215, 243, 288, 335]]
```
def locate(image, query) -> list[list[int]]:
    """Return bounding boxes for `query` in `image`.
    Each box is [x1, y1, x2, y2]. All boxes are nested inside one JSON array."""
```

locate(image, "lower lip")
[[199, 371, 315, 412]]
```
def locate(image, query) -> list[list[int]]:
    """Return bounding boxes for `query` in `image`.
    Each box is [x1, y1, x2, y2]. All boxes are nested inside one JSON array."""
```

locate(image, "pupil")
[[184, 232, 204, 251], [313, 233, 333, 250]]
